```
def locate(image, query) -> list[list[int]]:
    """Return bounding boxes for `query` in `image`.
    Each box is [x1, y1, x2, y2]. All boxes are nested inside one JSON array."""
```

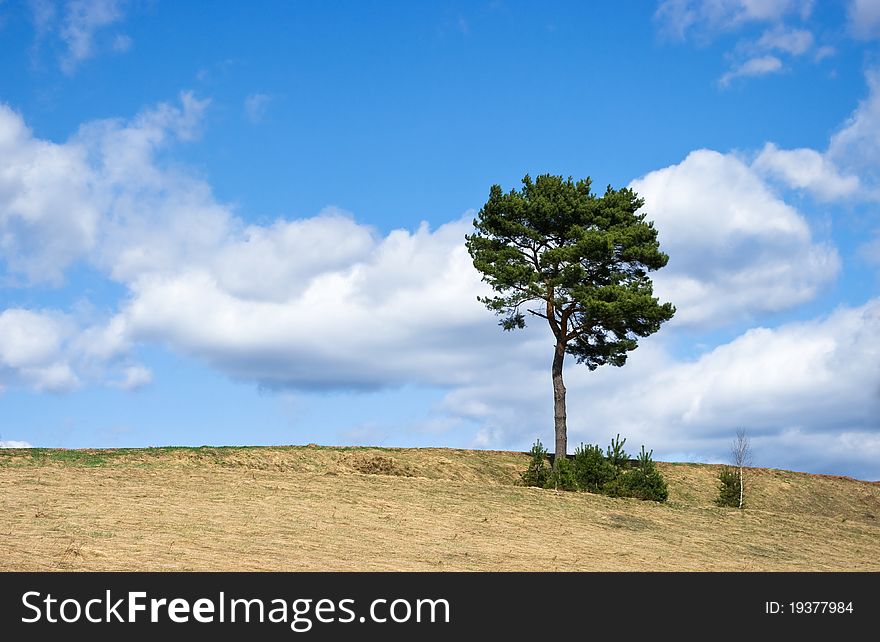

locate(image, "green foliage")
[[716, 466, 742, 508], [600, 475, 629, 498], [465, 174, 675, 370], [546, 456, 578, 491], [602, 470, 668, 502], [573, 443, 617, 493], [520, 439, 551, 488], [606, 434, 630, 471], [636, 445, 653, 469], [521, 436, 667, 502], [611, 446, 668, 502]]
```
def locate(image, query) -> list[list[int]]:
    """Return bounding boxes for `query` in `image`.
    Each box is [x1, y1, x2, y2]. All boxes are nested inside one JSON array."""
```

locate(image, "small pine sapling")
[[521, 439, 551, 488]]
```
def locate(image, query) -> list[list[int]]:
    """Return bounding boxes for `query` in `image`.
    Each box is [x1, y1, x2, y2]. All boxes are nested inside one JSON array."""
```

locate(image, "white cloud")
[[111, 364, 152, 390], [0, 440, 33, 448], [0, 104, 101, 284], [0, 94, 844, 390], [630, 149, 839, 326], [0, 306, 146, 393], [655, 2, 835, 88], [0, 308, 79, 392], [442, 299, 880, 479], [102, 150, 839, 387], [753, 143, 861, 200], [742, 68, 880, 202], [754, 25, 813, 54], [27, 0, 131, 73], [717, 25, 819, 88], [828, 68, 880, 177], [244, 93, 271, 123], [117, 216, 496, 390], [59, 0, 127, 73], [655, 0, 813, 40], [848, 0, 880, 40], [210, 210, 374, 301], [0, 91, 212, 286], [814, 45, 836, 61], [718, 54, 783, 87]]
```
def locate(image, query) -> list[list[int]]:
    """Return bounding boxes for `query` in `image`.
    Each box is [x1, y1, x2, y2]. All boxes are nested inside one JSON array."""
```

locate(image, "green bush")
[[716, 465, 742, 508], [546, 456, 578, 491], [601, 446, 667, 502], [519, 436, 667, 502], [521, 439, 551, 488], [573, 443, 617, 493]]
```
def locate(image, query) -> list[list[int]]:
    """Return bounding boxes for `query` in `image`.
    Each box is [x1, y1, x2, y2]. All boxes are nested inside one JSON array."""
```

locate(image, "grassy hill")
[[1, 445, 878, 571]]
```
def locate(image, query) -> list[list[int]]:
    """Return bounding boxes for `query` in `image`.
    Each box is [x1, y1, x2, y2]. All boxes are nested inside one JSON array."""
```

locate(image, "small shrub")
[[573, 443, 617, 493], [520, 435, 666, 501], [602, 446, 667, 502], [716, 465, 742, 508], [521, 439, 551, 488], [546, 456, 577, 491]]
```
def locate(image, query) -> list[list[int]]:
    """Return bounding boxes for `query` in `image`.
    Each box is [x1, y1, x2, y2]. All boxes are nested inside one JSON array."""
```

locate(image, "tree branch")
[[527, 308, 548, 320], [564, 319, 597, 343]]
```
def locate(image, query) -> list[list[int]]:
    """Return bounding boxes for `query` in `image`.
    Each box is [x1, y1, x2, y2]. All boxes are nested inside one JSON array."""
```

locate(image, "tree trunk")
[[552, 342, 567, 463], [739, 466, 744, 509]]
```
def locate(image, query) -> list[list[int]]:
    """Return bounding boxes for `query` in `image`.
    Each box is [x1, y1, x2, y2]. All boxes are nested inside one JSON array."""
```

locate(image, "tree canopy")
[[466, 174, 675, 458], [466, 174, 674, 369]]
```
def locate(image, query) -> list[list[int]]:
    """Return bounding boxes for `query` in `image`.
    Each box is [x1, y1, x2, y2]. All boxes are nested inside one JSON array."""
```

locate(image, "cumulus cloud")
[[0, 104, 101, 284], [117, 216, 496, 390], [738, 68, 880, 202], [0, 91, 212, 286], [0, 306, 141, 393], [0, 308, 79, 391], [0, 92, 846, 389], [94, 147, 838, 386], [630, 149, 839, 326], [0, 93, 499, 391], [0, 91, 214, 391], [753, 143, 861, 200]]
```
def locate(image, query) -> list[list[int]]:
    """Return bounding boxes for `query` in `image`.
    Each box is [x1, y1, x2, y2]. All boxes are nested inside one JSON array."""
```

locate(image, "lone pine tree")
[[466, 174, 675, 462]]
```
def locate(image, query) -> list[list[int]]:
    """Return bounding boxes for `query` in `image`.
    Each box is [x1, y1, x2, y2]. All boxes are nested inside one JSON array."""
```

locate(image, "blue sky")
[[1, 0, 879, 479]]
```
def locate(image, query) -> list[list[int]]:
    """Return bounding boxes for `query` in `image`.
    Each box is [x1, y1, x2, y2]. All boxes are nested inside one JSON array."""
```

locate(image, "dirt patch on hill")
[[346, 454, 414, 477]]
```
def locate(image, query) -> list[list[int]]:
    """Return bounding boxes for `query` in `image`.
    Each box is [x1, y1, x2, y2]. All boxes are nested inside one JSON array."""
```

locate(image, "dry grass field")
[[1, 445, 878, 571]]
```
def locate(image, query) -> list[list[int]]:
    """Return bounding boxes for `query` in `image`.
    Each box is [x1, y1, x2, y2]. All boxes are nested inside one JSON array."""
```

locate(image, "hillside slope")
[[1, 446, 877, 571]]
